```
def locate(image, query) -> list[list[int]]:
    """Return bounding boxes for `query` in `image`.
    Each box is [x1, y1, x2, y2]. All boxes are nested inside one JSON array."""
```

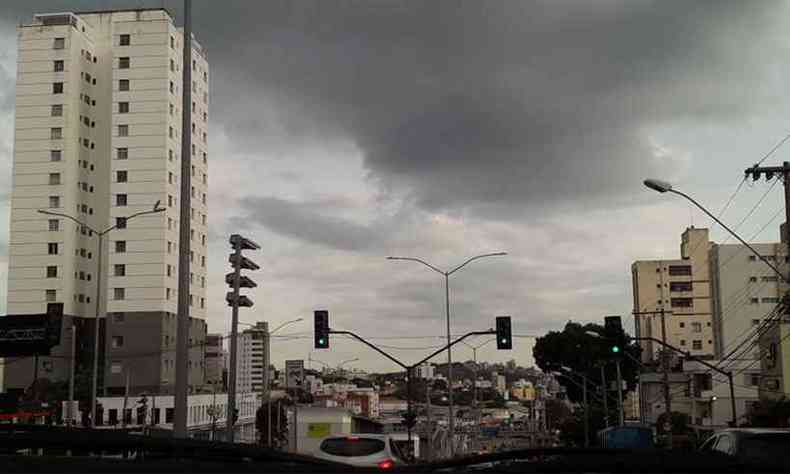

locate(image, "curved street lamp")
[[39, 201, 164, 428], [386, 252, 507, 456]]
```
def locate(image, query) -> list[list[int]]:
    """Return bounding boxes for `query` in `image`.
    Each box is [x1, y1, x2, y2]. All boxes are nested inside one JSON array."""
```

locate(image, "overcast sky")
[[2, 1, 790, 372]]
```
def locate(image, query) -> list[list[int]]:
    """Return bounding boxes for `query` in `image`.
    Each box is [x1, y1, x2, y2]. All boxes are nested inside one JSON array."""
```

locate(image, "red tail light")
[[378, 459, 394, 470]]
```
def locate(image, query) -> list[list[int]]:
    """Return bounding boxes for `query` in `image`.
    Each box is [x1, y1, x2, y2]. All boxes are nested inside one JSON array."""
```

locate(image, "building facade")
[[204, 333, 224, 389], [235, 323, 268, 395], [4, 9, 210, 395]]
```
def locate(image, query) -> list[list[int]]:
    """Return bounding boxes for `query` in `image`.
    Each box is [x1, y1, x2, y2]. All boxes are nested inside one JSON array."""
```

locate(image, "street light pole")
[[39, 202, 164, 429], [387, 252, 507, 456]]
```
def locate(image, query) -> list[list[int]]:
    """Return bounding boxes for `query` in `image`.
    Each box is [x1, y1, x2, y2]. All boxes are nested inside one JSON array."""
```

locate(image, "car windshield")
[[739, 433, 790, 459], [320, 438, 385, 457]]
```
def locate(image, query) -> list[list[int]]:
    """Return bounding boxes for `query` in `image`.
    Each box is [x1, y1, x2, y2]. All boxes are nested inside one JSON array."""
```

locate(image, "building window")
[[748, 255, 757, 261], [111, 362, 123, 374], [115, 241, 126, 253], [752, 319, 760, 326], [680, 339, 686, 346], [48, 219, 59, 231], [45, 289, 57, 302], [166, 288, 172, 300], [119, 101, 129, 113], [762, 297, 780, 304], [119, 34, 130, 46], [201, 256, 206, 267], [49, 173, 61, 185], [53, 37, 65, 49], [117, 170, 128, 183], [51, 128, 62, 139], [692, 340, 702, 350], [50, 150, 62, 162], [669, 281, 692, 292], [169, 126, 174, 138], [114, 288, 125, 300], [168, 195, 174, 207], [112, 335, 124, 349], [169, 81, 174, 93], [750, 297, 759, 304], [170, 59, 175, 72], [46, 266, 58, 278], [168, 172, 174, 185], [670, 298, 693, 308], [114, 264, 126, 277], [167, 241, 173, 253], [167, 264, 172, 277], [691, 322, 702, 333], [117, 148, 128, 160], [668, 265, 692, 276], [53, 60, 64, 72], [202, 214, 206, 225], [749, 276, 757, 282], [116, 194, 127, 206], [51, 104, 63, 116], [761, 276, 779, 282], [119, 57, 130, 69], [114, 313, 125, 323], [49, 196, 60, 208], [53, 82, 63, 94], [169, 103, 174, 116], [200, 297, 205, 309], [119, 79, 130, 91], [118, 125, 128, 136], [749, 374, 760, 386], [115, 217, 127, 230]]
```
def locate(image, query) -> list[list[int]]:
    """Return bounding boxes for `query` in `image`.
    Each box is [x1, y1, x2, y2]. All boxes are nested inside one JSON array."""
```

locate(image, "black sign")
[[0, 305, 63, 357]]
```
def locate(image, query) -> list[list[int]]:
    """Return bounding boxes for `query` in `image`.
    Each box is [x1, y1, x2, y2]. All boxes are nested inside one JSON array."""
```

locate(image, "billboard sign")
[[0, 304, 63, 357], [285, 359, 304, 389]]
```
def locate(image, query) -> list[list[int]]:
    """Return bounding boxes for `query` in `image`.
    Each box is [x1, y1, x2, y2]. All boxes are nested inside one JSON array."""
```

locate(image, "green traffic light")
[[319, 338, 325, 345], [612, 345, 620, 353]]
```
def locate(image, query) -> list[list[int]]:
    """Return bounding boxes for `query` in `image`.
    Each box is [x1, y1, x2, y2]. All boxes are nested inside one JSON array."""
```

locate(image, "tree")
[[256, 401, 289, 448], [532, 321, 641, 404]]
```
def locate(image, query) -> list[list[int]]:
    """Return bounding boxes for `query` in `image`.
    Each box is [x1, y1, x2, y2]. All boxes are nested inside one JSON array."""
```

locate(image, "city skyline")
[[1, 2, 790, 373]]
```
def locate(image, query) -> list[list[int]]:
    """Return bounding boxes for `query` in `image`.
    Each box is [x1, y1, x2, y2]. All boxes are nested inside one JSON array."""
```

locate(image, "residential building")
[[3, 9, 210, 395], [758, 226, 790, 403], [417, 363, 435, 380], [205, 333, 224, 389], [235, 322, 268, 395], [96, 391, 257, 442]]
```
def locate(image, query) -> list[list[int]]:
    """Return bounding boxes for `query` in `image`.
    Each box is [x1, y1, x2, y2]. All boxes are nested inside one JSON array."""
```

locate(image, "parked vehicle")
[[598, 425, 654, 449], [313, 434, 406, 469], [698, 428, 790, 464]]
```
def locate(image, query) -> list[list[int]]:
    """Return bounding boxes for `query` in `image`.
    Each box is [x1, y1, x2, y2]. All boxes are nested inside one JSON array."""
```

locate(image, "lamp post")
[[387, 252, 507, 456], [39, 202, 165, 428]]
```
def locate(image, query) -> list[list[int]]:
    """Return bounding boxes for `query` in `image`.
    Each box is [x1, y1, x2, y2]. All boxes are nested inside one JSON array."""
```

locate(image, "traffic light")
[[314, 310, 329, 349], [226, 234, 260, 309], [604, 316, 625, 356], [496, 316, 513, 350]]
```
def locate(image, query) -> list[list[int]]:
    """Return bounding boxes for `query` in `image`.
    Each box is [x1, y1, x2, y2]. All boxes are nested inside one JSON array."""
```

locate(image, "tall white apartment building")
[[235, 322, 269, 395], [4, 9, 210, 396]]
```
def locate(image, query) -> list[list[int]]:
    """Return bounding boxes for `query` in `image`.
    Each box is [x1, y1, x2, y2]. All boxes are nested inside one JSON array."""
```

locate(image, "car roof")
[[717, 428, 790, 435], [324, 433, 391, 440]]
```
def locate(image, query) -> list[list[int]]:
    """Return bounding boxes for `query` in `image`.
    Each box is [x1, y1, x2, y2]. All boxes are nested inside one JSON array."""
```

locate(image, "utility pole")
[[174, 0, 193, 439], [615, 359, 624, 426], [660, 307, 672, 448], [225, 235, 260, 443], [582, 376, 589, 448], [600, 364, 608, 429], [745, 162, 790, 262], [68, 323, 76, 426], [121, 371, 130, 429], [426, 381, 432, 461]]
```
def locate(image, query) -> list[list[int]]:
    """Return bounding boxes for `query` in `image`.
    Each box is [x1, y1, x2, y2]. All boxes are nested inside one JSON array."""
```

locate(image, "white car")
[[313, 434, 406, 469]]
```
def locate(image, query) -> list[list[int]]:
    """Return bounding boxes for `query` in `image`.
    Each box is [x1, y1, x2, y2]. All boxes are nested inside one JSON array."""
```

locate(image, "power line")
[[756, 130, 790, 166], [721, 178, 779, 244]]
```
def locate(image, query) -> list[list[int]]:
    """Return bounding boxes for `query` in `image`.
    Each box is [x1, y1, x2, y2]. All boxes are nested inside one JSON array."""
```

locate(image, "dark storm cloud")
[[238, 196, 385, 251], [1, 1, 783, 215]]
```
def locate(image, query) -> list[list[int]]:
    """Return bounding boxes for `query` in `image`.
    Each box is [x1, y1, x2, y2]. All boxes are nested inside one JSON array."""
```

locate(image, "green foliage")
[[255, 402, 289, 448], [532, 321, 641, 404]]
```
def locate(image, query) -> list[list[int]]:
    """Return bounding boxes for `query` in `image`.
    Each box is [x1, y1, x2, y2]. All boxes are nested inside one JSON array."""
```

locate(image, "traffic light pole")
[[329, 328, 498, 459], [226, 242, 242, 443]]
